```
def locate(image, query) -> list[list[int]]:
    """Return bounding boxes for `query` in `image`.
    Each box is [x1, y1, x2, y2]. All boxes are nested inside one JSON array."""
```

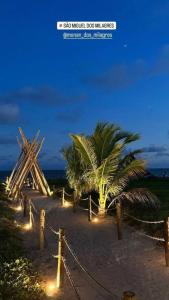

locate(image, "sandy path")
[[17, 189, 169, 300]]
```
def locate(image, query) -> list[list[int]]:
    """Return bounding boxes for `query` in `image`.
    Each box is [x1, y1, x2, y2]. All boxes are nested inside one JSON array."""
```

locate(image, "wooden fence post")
[[56, 228, 65, 288], [88, 195, 92, 222], [39, 209, 45, 250], [116, 201, 122, 240], [164, 217, 169, 267], [122, 291, 136, 299], [62, 188, 65, 207], [23, 195, 28, 217], [29, 201, 32, 229]]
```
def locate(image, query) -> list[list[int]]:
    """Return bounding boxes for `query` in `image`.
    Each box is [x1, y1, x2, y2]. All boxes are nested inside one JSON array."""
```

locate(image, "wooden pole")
[[164, 217, 169, 267], [62, 188, 65, 207], [88, 195, 92, 222], [116, 201, 122, 240], [56, 228, 65, 288], [122, 291, 136, 300], [23, 195, 28, 217], [29, 201, 32, 229], [39, 209, 45, 250]]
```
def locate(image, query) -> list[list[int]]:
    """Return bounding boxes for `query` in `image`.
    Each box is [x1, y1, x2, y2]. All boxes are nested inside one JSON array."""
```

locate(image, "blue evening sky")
[[0, 0, 169, 169]]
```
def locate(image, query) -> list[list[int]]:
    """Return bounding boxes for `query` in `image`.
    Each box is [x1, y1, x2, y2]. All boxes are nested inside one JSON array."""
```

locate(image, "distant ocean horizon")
[[0, 168, 169, 182], [0, 170, 66, 182]]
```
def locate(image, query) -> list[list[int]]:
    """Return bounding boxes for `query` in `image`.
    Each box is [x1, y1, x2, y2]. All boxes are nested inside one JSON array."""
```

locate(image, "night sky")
[[0, 0, 169, 170]]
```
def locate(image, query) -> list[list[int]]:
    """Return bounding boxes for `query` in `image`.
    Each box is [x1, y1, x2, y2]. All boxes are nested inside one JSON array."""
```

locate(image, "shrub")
[[0, 258, 45, 300]]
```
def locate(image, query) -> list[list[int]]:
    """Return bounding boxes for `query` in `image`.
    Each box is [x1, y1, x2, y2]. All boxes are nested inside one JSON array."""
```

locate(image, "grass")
[[49, 176, 169, 236], [128, 177, 169, 220], [49, 176, 169, 217]]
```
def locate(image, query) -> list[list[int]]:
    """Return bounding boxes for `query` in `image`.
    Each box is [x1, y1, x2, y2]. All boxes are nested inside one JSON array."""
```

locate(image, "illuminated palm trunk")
[[98, 184, 106, 216]]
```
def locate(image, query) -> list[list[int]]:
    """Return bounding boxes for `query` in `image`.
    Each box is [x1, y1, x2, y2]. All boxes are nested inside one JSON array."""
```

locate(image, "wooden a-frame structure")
[[6, 128, 53, 199]]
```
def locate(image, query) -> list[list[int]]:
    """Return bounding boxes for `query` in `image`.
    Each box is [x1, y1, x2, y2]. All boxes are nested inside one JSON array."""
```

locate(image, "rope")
[[64, 191, 73, 197], [91, 199, 99, 208], [63, 237, 118, 299], [54, 188, 63, 193], [91, 210, 97, 216], [30, 201, 39, 216], [135, 230, 165, 242], [106, 206, 116, 212], [62, 258, 82, 300], [80, 197, 88, 201], [49, 226, 59, 235], [78, 206, 89, 211], [124, 212, 164, 224]]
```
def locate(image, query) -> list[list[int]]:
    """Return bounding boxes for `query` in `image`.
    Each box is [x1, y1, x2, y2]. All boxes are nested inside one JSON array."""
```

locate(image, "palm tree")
[[62, 144, 86, 199], [63, 122, 157, 216]]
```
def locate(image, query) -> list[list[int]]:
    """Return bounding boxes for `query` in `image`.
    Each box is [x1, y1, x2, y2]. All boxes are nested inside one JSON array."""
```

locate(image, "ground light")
[[12, 205, 22, 212], [63, 201, 71, 208], [93, 217, 99, 223], [23, 223, 32, 230], [45, 281, 58, 297], [15, 205, 22, 211]]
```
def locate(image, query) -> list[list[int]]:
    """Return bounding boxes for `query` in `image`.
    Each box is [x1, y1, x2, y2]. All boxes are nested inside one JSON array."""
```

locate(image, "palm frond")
[[124, 133, 140, 144], [117, 159, 146, 180], [97, 143, 123, 184], [115, 188, 159, 207], [71, 134, 97, 172], [92, 122, 120, 164], [120, 149, 143, 167]]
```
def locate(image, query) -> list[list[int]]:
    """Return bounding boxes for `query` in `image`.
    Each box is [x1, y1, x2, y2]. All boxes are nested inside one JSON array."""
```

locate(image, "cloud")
[[0, 86, 86, 106], [0, 104, 20, 124], [155, 152, 169, 157], [85, 60, 147, 90], [56, 109, 82, 123], [143, 145, 168, 153], [143, 144, 169, 159], [0, 156, 10, 162], [84, 45, 169, 90]]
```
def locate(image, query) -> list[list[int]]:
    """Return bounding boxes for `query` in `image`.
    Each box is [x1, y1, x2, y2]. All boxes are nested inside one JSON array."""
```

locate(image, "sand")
[[16, 189, 169, 300]]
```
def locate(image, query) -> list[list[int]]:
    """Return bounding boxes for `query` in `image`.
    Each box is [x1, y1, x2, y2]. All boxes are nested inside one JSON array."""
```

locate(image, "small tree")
[[63, 122, 157, 216]]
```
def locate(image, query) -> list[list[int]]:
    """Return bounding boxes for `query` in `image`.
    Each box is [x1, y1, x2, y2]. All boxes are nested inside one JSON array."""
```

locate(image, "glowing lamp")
[[64, 201, 71, 208], [15, 206, 22, 212], [23, 223, 32, 230], [46, 281, 58, 297], [93, 217, 99, 223]]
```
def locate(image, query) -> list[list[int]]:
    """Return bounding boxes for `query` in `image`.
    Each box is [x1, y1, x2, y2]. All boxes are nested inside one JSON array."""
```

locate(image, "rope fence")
[[80, 197, 89, 201], [136, 231, 165, 242], [62, 257, 82, 300], [64, 191, 73, 197], [13, 189, 169, 299], [123, 212, 164, 224], [63, 236, 119, 299]]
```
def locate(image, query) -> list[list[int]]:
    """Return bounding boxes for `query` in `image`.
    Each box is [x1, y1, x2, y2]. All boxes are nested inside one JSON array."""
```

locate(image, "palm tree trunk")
[[98, 185, 106, 217]]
